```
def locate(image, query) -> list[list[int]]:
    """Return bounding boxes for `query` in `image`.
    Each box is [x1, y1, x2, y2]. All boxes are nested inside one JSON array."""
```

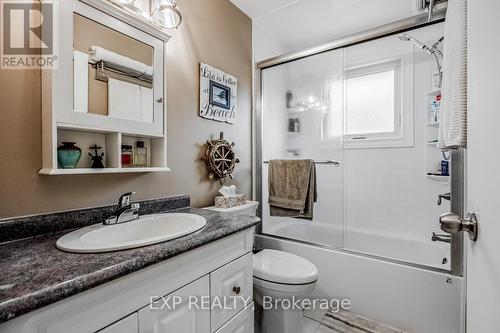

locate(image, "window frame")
[[343, 58, 414, 149]]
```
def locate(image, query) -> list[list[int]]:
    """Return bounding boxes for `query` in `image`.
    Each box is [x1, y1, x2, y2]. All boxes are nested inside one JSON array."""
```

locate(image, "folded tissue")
[[215, 185, 247, 208]]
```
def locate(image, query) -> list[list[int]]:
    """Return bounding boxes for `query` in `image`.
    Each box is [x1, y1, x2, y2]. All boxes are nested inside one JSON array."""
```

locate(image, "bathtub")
[[256, 228, 464, 333], [264, 221, 450, 270]]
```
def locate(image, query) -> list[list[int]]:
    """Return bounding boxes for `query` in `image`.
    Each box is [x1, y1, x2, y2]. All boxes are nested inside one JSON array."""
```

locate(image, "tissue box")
[[215, 194, 247, 208]]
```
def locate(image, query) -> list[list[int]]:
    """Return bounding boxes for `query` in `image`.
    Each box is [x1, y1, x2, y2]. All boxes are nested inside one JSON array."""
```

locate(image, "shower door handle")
[[439, 212, 478, 241]]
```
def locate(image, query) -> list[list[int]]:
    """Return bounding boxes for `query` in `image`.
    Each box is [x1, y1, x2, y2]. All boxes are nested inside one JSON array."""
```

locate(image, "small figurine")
[[89, 145, 105, 168]]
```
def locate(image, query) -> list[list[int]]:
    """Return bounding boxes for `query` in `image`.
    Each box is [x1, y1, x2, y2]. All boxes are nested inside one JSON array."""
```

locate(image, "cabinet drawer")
[[210, 253, 253, 332], [138, 275, 210, 333], [214, 304, 254, 333], [97, 313, 138, 333]]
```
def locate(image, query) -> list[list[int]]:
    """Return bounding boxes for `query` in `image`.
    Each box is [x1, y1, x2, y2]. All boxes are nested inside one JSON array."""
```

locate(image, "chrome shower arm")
[[428, 0, 436, 22]]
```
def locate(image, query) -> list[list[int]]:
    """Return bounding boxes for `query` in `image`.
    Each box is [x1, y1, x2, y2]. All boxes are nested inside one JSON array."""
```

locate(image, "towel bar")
[[262, 160, 340, 166]]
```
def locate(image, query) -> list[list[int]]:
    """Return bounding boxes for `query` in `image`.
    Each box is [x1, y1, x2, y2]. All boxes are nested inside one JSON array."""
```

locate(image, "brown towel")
[[268, 159, 317, 220]]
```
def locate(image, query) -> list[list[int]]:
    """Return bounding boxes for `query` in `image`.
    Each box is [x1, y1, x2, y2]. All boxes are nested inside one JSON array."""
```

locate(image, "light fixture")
[[106, 0, 183, 30], [151, 0, 182, 29]]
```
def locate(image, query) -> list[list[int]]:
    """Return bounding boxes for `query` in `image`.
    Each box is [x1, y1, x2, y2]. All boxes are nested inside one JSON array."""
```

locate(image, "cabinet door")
[[97, 313, 138, 333], [215, 304, 254, 333], [210, 253, 253, 332], [138, 275, 210, 333]]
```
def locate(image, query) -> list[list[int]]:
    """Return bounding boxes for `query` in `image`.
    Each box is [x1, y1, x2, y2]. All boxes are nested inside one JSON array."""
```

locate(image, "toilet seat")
[[253, 249, 319, 285], [253, 276, 316, 293]]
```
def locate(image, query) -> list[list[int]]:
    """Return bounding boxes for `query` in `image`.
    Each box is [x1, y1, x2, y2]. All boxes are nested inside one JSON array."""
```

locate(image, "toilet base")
[[261, 305, 303, 333], [254, 281, 315, 333]]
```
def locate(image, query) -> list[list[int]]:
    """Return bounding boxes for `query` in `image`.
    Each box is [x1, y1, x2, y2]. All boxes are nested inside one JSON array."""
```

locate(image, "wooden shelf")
[[39, 167, 171, 175]]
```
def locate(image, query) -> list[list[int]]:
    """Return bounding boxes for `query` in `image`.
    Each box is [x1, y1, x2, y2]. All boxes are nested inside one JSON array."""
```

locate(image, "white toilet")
[[203, 201, 319, 333], [253, 249, 318, 333]]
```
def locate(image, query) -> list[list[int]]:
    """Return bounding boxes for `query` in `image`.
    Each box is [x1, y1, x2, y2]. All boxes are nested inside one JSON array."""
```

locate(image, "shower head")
[[398, 34, 411, 42], [398, 32, 444, 88], [398, 33, 443, 57], [398, 33, 426, 50]]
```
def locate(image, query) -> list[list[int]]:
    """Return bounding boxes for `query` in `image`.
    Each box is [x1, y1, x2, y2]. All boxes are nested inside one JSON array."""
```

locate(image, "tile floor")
[[255, 305, 408, 333], [303, 308, 408, 333]]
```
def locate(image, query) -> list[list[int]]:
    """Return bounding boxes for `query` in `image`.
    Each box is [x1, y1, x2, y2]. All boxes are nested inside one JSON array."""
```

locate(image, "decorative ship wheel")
[[202, 132, 239, 183]]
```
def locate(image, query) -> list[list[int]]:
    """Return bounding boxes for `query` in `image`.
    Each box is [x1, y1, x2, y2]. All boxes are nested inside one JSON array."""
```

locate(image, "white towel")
[[108, 78, 142, 121], [89, 46, 153, 76], [438, 0, 468, 149], [73, 50, 89, 113], [140, 86, 154, 123]]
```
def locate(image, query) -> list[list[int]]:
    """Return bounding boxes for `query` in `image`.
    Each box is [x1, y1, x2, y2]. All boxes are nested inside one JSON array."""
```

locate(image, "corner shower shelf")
[[287, 108, 305, 113], [426, 174, 450, 183], [426, 89, 441, 96]]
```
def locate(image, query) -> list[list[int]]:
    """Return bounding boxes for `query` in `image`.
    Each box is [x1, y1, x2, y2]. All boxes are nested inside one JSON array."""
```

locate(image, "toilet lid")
[[253, 249, 318, 284]]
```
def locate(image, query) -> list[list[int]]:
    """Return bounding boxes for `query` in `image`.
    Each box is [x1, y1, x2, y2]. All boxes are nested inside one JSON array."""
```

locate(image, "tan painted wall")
[[0, 0, 252, 219]]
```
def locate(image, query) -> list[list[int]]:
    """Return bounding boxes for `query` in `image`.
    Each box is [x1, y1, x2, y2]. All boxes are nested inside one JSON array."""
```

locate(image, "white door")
[[466, 0, 500, 331], [138, 276, 210, 333]]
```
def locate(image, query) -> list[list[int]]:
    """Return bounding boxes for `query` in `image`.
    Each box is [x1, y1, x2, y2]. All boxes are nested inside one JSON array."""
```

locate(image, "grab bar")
[[263, 160, 340, 166]]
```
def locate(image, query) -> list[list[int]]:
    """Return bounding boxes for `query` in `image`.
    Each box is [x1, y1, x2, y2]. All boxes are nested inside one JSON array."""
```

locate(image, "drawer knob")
[[232, 286, 241, 295]]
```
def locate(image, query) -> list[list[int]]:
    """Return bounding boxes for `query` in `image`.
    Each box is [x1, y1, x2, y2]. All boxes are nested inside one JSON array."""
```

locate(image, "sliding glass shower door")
[[259, 23, 454, 271], [341, 24, 451, 270], [260, 48, 345, 248]]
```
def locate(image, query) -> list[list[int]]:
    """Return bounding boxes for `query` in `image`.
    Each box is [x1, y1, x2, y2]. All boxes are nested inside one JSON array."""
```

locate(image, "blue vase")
[[58, 142, 82, 169]]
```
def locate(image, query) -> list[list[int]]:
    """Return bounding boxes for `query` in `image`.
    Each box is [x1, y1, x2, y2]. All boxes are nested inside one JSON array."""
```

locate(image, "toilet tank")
[[203, 201, 259, 217]]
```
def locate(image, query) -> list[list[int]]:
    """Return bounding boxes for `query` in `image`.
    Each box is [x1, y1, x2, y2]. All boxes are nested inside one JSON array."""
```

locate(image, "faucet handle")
[[437, 192, 451, 206], [118, 192, 136, 207]]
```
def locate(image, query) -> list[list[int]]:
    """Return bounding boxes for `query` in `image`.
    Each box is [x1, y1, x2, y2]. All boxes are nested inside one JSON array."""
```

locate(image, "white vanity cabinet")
[[97, 313, 138, 333], [138, 276, 210, 333], [0, 228, 256, 333], [214, 305, 254, 333], [210, 253, 253, 332], [40, 0, 171, 175]]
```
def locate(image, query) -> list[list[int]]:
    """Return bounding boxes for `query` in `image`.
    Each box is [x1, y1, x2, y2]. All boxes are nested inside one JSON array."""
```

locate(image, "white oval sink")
[[56, 213, 207, 253]]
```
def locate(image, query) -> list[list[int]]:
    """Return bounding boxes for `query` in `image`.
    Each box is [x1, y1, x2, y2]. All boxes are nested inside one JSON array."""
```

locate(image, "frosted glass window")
[[346, 70, 395, 136]]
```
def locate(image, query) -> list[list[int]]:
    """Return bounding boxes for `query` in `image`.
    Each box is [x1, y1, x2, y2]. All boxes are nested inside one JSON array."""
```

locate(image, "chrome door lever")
[[439, 212, 478, 241]]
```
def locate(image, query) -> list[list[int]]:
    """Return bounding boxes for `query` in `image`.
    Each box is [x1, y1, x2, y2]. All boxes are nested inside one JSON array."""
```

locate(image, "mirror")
[[73, 13, 155, 123]]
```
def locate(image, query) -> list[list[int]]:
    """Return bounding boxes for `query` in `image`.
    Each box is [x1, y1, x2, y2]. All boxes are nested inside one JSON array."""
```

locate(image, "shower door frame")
[[253, 8, 465, 277]]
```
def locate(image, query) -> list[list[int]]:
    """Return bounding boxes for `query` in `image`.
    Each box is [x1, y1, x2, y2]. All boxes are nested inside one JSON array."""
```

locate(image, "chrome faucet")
[[104, 192, 140, 225], [431, 232, 451, 243], [437, 192, 451, 206]]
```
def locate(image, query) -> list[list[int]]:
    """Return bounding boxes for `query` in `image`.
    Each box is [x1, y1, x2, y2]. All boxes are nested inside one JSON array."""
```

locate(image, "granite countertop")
[[0, 206, 260, 323]]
